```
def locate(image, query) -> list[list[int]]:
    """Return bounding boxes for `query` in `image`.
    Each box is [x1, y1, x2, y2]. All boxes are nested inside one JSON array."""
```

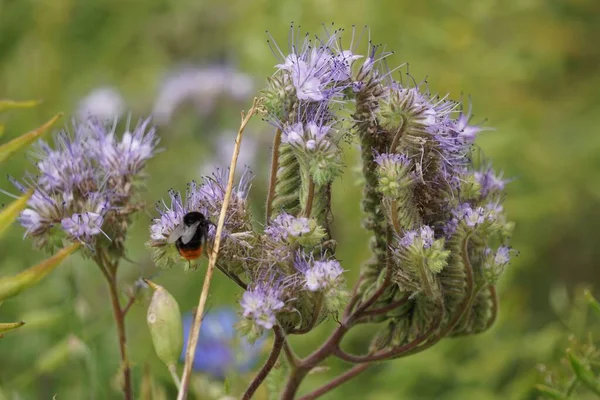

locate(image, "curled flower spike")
[[374, 152, 413, 198]]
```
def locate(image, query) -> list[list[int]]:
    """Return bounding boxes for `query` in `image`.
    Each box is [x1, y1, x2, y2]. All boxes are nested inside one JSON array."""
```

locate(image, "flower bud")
[[374, 152, 413, 199], [146, 280, 183, 366]]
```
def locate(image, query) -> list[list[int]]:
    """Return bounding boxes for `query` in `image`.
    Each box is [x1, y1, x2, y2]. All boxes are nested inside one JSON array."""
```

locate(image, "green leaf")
[[0, 190, 33, 239], [0, 321, 25, 337], [0, 113, 62, 163], [0, 125, 4, 139], [0, 243, 80, 302], [566, 348, 600, 396], [0, 99, 42, 112]]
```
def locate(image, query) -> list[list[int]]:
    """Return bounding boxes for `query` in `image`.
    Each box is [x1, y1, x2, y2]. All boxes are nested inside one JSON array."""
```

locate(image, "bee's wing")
[[167, 224, 187, 243], [180, 221, 201, 245]]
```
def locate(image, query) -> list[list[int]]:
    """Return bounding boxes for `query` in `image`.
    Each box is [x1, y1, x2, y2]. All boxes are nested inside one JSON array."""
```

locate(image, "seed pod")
[[146, 280, 183, 366]]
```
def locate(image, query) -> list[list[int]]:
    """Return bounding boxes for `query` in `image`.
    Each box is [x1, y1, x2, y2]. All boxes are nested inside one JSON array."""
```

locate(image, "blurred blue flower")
[[181, 308, 264, 379]]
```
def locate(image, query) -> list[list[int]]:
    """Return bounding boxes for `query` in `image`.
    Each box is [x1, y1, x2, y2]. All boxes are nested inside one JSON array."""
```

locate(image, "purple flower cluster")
[[272, 31, 360, 102], [281, 121, 334, 151], [240, 280, 286, 329], [474, 167, 507, 197], [14, 118, 158, 246], [149, 167, 253, 244], [264, 212, 311, 241], [294, 252, 344, 292], [399, 225, 435, 249], [444, 202, 502, 237]]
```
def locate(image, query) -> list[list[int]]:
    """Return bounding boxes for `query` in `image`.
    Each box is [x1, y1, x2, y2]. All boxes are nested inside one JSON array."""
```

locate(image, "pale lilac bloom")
[[475, 168, 507, 197], [265, 213, 311, 241], [453, 100, 494, 143], [399, 225, 436, 249], [91, 118, 158, 177], [304, 260, 343, 291], [494, 246, 511, 265], [281, 123, 305, 146], [329, 50, 362, 81], [241, 283, 285, 329], [374, 152, 410, 168], [150, 168, 253, 242]]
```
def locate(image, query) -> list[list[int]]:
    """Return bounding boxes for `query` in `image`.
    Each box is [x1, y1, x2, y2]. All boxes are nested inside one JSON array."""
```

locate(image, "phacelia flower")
[[475, 167, 507, 197], [281, 121, 333, 152], [494, 246, 511, 266], [264, 212, 325, 247], [181, 309, 264, 379], [147, 168, 254, 269], [452, 99, 494, 143], [399, 225, 436, 249], [240, 281, 285, 330], [294, 253, 344, 292], [12, 117, 157, 249], [89, 118, 158, 178]]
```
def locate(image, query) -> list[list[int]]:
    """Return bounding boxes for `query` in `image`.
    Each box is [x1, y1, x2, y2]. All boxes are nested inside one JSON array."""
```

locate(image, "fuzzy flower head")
[[452, 99, 494, 143], [272, 28, 358, 102], [12, 117, 157, 250], [264, 212, 326, 248], [89, 118, 158, 179], [474, 167, 507, 198], [399, 225, 436, 250], [147, 168, 254, 269], [397, 225, 450, 276], [239, 277, 287, 338], [262, 25, 363, 121], [281, 121, 334, 152], [294, 252, 344, 292]]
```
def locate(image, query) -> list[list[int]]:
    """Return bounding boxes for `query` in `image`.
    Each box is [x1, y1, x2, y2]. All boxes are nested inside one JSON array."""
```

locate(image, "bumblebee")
[[168, 211, 210, 261]]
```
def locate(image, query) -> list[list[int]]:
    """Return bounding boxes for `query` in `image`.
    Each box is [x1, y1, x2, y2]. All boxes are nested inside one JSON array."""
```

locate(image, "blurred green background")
[[1, 0, 600, 398]]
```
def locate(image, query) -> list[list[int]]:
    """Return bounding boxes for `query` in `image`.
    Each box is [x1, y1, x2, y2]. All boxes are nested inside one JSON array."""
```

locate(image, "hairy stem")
[[484, 285, 498, 331], [303, 178, 315, 218], [297, 364, 370, 400], [243, 326, 285, 400], [283, 339, 299, 369], [177, 98, 260, 400], [359, 295, 410, 318], [103, 262, 132, 400], [266, 128, 282, 222]]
